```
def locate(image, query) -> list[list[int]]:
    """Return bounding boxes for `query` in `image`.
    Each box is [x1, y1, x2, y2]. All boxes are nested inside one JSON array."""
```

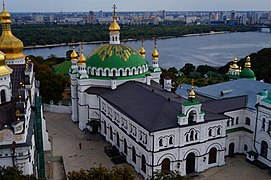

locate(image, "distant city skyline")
[[5, 0, 271, 12]]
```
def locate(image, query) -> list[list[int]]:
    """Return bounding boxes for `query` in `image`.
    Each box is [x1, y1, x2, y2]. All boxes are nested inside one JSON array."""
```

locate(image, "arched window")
[[126, 69, 129, 76], [116, 132, 120, 147], [106, 70, 109, 76], [262, 118, 266, 130], [138, 68, 141, 74], [227, 120, 230, 126], [261, 141, 268, 158], [124, 139, 127, 154], [231, 118, 234, 126], [217, 127, 221, 135], [159, 138, 163, 147], [190, 130, 194, 141], [208, 129, 212, 137], [189, 111, 196, 122], [119, 70, 123, 77], [141, 155, 146, 173], [104, 121, 107, 134], [133, 69, 135, 75], [208, 147, 217, 164], [186, 134, 189, 142], [110, 126, 113, 140], [169, 137, 173, 145], [100, 69, 103, 76], [195, 132, 198, 140], [93, 69, 96, 76], [244, 144, 248, 151], [1, 90, 6, 103], [236, 117, 239, 124], [132, 146, 136, 163], [245, 117, 251, 126], [113, 70, 116, 77]]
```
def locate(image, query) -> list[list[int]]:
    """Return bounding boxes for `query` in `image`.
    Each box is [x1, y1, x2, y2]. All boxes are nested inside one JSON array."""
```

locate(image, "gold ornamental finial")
[[139, 39, 146, 56], [152, 37, 159, 60], [112, 4, 117, 19], [245, 56, 251, 69], [70, 42, 78, 61], [109, 4, 120, 32], [230, 56, 239, 70], [3, 0, 5, 10], [189, 79, 196, 100]]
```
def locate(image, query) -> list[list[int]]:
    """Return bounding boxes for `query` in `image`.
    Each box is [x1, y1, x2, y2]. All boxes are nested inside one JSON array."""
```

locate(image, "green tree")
[[148, 170, 191, 180], [67, 165, 135, 180], [0, 166, 38, 180], [180, 63, 195, 76]]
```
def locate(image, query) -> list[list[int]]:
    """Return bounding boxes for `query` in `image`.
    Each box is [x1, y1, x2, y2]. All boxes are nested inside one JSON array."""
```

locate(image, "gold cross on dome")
[[112, 4, 117, 17]]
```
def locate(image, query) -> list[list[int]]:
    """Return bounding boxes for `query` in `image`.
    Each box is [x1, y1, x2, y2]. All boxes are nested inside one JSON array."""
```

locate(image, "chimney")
[[164, 77, 172, 92]]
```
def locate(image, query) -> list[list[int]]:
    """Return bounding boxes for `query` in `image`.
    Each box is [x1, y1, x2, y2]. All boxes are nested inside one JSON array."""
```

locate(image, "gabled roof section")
[[202, 96, 247, 114], [85, 81, 229, 132], [195, 79, 271, 110]]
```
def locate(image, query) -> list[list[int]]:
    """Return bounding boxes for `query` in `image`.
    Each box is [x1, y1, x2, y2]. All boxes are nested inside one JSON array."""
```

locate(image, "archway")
[[186, 152, 196, 174], [116, 132, 120, 147], [124, 139, 127, 154], [141, 155, 146, 173], [229, 142, 235, 157], [261, 140, 268, 158], [132, 146, 136, 163], [208, 147, 217, 164], [1, 90, 6, 103], [161, 158, 170, 172]]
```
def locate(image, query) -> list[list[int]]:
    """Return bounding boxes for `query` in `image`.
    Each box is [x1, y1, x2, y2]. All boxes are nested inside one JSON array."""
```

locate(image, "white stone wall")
[[43, 104, 71, 114]]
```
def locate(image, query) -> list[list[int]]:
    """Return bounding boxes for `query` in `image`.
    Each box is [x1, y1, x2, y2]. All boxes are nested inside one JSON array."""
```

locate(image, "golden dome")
[[245, 56, 251, 69], [140, 47, 146, 55], [70, 50, 78, 61], [109, 19, 120, 32], [0, 5, 24, 60], [139, 40, 145, 56], [78, 52, 86, 65], [0, 51, 13, 76], [152, 38, 159, 60]]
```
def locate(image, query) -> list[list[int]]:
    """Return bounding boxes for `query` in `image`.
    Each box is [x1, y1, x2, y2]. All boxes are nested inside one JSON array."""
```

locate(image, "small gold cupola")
[[139, 39, 146, 57], [152, 38, 159, 60], [0, 2, 24, 60], [0, 51, 12, 76], [230, 56, 239, 70], [189, 79, 196, 101], [70, 46, 78, 61], [244, 56, 251, 69], [77, 45, 86, 65]]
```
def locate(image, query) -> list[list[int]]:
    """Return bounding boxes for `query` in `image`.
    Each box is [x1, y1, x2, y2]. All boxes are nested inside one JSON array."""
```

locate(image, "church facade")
[[0, 4, 51, 177], [68, 6, 270, 179]]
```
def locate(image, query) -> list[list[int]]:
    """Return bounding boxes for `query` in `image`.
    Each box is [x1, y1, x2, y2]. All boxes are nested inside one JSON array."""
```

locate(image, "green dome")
[[86, 44, 148, 69], [240, 69, 255, 79]]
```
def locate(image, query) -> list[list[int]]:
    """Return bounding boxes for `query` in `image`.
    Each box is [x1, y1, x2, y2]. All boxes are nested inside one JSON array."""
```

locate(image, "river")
[[23, 32, 271, 69]]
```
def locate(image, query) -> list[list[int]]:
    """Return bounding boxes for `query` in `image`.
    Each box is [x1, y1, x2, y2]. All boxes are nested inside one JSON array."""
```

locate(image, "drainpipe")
[[11, 141, 16, 167], [253, 104, 259, 154], [150, 132, 154, 179]]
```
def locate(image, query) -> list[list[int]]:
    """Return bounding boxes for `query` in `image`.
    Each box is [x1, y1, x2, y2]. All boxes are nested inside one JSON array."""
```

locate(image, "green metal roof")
[[239, 69, 255, 79], [86, 44, 148, 69], [53, 60, 71, 75], [182, 100, 201, 106], [226, 127, 253, 134]]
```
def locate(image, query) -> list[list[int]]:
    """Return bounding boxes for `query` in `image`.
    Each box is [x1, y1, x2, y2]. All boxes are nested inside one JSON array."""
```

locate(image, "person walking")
[[79, 142, 82, 150]]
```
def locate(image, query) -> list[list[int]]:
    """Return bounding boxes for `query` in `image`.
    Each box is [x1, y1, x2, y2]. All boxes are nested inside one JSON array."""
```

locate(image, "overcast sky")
[[5, 0, 271, 12]]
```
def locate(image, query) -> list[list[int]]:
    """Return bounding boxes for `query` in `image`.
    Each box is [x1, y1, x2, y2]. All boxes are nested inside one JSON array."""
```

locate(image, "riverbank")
[[24, 31, 228, 50]]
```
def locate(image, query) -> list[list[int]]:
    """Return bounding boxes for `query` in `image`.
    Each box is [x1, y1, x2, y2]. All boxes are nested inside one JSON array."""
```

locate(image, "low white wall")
[[43, 104, 72, 114]]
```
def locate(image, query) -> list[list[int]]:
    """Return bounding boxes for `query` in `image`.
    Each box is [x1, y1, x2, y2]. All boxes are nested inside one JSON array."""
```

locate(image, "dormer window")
[[188, 110, 196, 123]]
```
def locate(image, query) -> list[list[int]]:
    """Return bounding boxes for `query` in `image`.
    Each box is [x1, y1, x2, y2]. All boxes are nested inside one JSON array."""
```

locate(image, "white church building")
[[67, 6, 271, 179]]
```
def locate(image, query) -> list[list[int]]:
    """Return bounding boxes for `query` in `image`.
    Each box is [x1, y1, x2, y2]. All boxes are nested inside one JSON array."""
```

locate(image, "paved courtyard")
[[44, 112, 271, 180]]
